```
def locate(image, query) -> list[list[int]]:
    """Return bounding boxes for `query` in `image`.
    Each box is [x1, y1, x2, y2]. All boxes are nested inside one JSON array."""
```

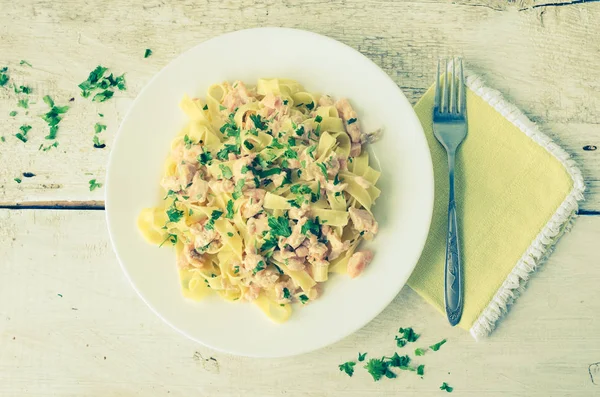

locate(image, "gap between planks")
[[0, 201, 599, 216]]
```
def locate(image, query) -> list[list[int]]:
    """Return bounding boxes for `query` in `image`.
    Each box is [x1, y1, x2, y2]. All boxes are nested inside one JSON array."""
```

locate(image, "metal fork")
[[433, 58, 467, 326]]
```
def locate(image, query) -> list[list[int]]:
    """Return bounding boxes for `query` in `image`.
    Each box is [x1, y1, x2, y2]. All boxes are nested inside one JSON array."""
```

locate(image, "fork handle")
[[445, 153, 463, 326]]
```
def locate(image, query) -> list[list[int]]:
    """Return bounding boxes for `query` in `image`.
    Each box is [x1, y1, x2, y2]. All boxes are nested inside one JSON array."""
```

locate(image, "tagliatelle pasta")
[[137, 79, 381, 323]]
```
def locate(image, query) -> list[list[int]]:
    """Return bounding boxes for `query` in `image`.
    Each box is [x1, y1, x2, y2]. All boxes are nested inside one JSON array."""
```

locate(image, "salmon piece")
[[322, 225, 350, 261], [335, 98, 361, 143], [348, 207, 379, 235], [347, 251, 374, 278]]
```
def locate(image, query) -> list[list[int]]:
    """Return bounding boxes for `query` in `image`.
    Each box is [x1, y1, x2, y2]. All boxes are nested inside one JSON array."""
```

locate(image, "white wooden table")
[[1, 1, 599, 396]]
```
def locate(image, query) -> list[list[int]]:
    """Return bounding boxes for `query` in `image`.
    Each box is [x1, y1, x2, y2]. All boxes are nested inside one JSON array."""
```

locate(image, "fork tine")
[[459, 58, 466, 115], [450, 58, 456, 113], [434, 59, 441, 110], [442, 58, 448, 113]]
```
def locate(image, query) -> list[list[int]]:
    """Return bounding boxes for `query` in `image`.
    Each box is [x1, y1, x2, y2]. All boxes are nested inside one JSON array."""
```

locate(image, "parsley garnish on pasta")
[[137, 79, 382, 322]]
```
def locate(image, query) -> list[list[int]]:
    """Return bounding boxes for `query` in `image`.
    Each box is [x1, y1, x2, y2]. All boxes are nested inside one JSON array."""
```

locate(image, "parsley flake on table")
[[339, 361, 356, 377], [0, 66, 9, 86], [358, 352, 367, 362], [417, 364, 425, 376], [364, 358, 395, 381], [93, 135, 106, 149], [14, 177, 22, 183], [94, 123, 107, 133], [144, 48, 153, 58], [9, 111, 17, 117], [15, 125, 32, 143], [20, 60, 32, 67], [88, 179, 102, 191], [17, 98, 29, 109], [429, 339, 447, 352], [440, 382, 453, 392], [415, 348, 426, 356], [39, 141, 59, 151], [78, 65, 126, 100], [396, 327, 420, 347]]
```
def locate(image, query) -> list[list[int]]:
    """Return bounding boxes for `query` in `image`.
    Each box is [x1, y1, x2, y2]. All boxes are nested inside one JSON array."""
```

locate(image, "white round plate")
[[106, 27, 433, 358]]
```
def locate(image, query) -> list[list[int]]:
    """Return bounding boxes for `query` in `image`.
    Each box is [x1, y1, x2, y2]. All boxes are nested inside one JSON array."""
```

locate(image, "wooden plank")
[[0, 1, 599, 211], [0, 209, 598, 396]]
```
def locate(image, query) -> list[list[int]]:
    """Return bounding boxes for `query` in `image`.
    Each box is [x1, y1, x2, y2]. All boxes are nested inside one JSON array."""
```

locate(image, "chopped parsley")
[[257, 167, 282, 179], [283, 99, 289, 105], [17, 98, 29, 109], [417, 365, 424, 376], [88, 179, 102, 191], [268, 139, 284, 149], [282, 288, 291, 299], [15, 125, 32, 143], [440, 382, 453, 392], [198, 150, 213, 165], [314, 115, 323, 123], [268, 216, 292, 238], [94, 123, 107, 134], [301, 217, 320, 236], [260, 236, 278, 252], [227, 232, 234, 237], [283, 147, 297, 159], [93, 135, 106, 149], [290, 184, 312, 195], [233, 265, 240, 274], [305, 101, 314, 110], [20, 60, 32, 67], [249, 114, 267, 130], [299, 294, 309, 304], [232, 179, 245, 200], [358, 352, 367, 362], [216, 144, 240, 161], [252, 260, 266, 274], [225, 200, 234, 219], [348, 117, 357, 124], [0, 66, 8, 86], [166, 202, 184, 223], [306, 145, 317, 159], [395, 327, 420, 348], [78, 65, 126, 99], [243, 140, 254, 150], [364, 358, 395, 381], [39, 141, 59, 151], [317, 163, 328, 179], [387, 353, 410, 368], [159, 233, 178, 247], [219, 164, 233, 179], [14, 177, 22, 183], [41, 96, 69, 140], [338, 361, 356, 377], [415, 348, 426, 356], [205, 210, 224, 230], [203, 104, 208, 110], [429, 339, 446, 352], [9, 111, 17, 117], [14, 85, 32, 94], [295, 125, 305, 136], [144, 48, 153, 58]]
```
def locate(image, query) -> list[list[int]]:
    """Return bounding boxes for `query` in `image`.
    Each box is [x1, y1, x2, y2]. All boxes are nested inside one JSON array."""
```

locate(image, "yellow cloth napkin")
[[407, 74, 584, 338]]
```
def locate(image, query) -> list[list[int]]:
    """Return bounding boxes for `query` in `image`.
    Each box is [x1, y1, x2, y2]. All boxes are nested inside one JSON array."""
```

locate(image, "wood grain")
[[0, 209, 598, 396], [0, 0, 598, 210]]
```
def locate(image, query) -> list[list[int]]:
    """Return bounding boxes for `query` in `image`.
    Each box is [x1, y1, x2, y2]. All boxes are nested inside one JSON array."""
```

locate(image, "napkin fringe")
[[464, 72, 585, 340]]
